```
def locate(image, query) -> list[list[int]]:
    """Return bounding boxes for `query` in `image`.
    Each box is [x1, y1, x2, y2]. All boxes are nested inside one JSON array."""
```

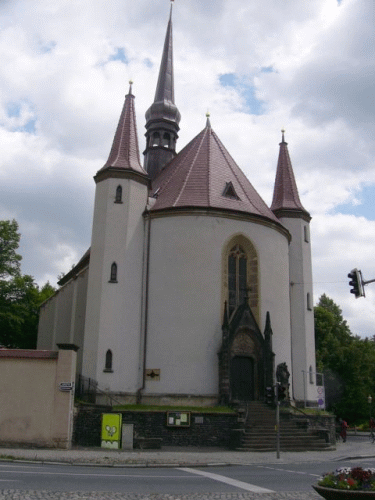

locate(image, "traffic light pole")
[[276, 383, 280, 459], [348, 269, 375, 298]]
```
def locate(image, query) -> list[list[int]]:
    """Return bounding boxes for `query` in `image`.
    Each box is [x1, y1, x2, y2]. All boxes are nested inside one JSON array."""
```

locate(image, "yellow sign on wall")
[[101, 413, 122, 449]]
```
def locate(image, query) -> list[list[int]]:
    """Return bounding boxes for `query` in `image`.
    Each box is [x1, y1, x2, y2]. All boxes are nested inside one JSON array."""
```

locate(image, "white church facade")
[[37, 5, 317, 407]]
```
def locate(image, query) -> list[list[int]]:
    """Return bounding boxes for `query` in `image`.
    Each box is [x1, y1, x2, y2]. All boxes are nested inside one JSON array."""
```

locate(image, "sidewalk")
[[1, 434, 374, 467]]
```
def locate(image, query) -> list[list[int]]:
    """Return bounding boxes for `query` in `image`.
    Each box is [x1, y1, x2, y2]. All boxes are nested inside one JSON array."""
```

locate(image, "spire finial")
[[281, 128, 285, 143], [169, 0, 174, 20], [206, 110, 211, 128], [128, 80, 133, 95]]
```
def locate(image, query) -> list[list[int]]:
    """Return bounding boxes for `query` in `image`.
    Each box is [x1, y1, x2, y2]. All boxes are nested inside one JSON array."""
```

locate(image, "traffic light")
[[348, 268, 365, 298], [265, 386, 274, 405], [277, 385, 286, 401]]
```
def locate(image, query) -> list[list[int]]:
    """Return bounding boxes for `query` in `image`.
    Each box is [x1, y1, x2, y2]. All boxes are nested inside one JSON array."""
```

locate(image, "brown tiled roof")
[[150, 120, 280, 223], [98, 84, 146, 175], [271, 132, 309, 217]]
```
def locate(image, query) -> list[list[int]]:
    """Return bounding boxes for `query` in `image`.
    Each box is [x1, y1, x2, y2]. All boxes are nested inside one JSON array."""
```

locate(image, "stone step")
[[235, 401, 331, 452]]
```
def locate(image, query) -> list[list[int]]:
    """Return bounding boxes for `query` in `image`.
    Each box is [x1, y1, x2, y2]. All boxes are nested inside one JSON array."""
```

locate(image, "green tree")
[[315, 294, 375, 424], [0, 219, 55, 348]]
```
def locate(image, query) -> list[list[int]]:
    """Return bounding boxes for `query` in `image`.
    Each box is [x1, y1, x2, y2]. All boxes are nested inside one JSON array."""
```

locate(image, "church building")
[[37, 4, 317, 407]]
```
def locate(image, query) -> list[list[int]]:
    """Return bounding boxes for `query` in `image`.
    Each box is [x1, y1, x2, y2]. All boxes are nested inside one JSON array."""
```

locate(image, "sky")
[[0, 0, 374, 337]]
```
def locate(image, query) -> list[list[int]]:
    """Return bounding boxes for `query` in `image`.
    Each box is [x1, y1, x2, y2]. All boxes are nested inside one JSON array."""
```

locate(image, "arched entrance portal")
[[218, 301, 274, 406], [230, 356, 254, 401]]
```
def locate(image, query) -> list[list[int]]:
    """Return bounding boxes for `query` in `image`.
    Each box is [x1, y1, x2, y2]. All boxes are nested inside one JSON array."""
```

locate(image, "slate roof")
[[144, 3, 180, 128], [271, 132, 309, 217], [98, 83, 146, 176], [150, 119, 280, 223]]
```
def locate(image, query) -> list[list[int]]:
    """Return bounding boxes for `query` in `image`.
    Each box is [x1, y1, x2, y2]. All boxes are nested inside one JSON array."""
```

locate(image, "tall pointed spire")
[[143, 3, 181, 181], [271, 130, 310, 221], [154, 3, 175, 104], [97, 82, 147, 180]]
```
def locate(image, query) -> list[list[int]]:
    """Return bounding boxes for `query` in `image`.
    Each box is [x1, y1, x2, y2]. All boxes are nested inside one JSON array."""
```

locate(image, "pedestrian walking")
[[340, 419, 348, 443]]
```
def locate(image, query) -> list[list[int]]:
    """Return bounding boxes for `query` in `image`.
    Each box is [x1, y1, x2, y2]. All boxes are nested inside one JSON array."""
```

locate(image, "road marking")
[[257, 465, 320, 477], [180, 467, 275, 493]]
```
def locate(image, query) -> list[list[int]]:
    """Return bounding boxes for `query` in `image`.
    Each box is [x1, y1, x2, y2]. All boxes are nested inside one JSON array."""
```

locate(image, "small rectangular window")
[[307, 292, 312, 311], [304, 225, 310, 243]]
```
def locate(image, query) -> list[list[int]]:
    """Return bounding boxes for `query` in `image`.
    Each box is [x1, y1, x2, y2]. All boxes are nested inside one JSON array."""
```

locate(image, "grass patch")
[[112, 404, 235, 413], [281, 406, 332, 416]]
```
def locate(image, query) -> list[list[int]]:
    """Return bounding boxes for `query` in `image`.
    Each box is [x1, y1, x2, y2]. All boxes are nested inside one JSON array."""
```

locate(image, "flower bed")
[[313, 468, 375, 499]]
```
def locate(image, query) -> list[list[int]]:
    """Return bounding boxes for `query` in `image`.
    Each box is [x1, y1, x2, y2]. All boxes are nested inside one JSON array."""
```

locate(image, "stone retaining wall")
[[73, 405, 237, 448]]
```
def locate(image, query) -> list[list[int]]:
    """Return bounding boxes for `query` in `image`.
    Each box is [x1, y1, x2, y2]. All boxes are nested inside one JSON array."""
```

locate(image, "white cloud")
[[0, 0, 374, 336]]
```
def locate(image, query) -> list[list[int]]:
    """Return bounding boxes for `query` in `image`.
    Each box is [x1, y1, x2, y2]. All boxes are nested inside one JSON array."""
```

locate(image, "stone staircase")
[[236, 401, 332, 451]]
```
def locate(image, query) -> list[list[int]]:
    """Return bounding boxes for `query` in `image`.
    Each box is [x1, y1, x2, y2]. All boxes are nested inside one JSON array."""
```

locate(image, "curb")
[[0, 457, 232, 468]]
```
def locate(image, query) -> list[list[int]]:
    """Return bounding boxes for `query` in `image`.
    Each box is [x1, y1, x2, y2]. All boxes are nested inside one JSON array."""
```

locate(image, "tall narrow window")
[[228, 245, 247, 316], [162, 132, 170, 148], [115, 185, 122, 203], [109, 262, 118, 283], [309, 365, 314, 384], [307, 292, 312, 311], [104, 349, 113, 372], [304, 225, 310, 243], [151, 132, 160, 147]]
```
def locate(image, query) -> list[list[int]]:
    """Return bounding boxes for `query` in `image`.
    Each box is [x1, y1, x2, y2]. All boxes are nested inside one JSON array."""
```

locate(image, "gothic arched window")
[[109, 262, 118, 283], [228, 244, 247, 316], [222, 236, 259, 323], [104, 349, 113, 372], [115, 185, 122, 203]]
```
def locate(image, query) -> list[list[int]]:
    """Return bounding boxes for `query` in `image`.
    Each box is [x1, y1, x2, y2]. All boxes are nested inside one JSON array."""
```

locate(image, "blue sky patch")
[[109, 47, 129, 64], [219, 73, 265, 115], [334, 185, 375, 220], [39, 40, 57, 54], [144, 58, 153, 68], [6, 102, 21, 118], [5, 101, 37, 133]]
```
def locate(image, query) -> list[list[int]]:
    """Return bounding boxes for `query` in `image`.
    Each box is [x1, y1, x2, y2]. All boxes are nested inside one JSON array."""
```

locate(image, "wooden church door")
[[230, 356, 254, 401]]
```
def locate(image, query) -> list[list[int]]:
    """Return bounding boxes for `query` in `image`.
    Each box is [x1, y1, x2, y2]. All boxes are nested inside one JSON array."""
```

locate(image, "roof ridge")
[[207, 126, 211, 207], [174, 127, 209, 207], [211, 130, 258, 210]]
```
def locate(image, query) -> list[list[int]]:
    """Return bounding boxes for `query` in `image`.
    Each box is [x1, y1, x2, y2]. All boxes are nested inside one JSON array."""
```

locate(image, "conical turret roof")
[[150, 120, 281, 225], [98, 83, 147, 177], [271, 131, 310, 220]]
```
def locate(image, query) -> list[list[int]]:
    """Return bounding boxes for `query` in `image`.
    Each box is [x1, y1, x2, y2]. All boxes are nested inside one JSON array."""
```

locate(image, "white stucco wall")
[[37, 269, 88, 375], [280, 216, 316, 403], [144, 213, 292, 397], [82, 175, 148, 392]]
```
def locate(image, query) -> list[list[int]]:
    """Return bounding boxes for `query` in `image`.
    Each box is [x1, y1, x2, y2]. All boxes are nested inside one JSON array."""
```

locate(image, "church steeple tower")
[[270, 131, 316, 405], [143, 3, 181, 181], [271, 130, 310, 222]]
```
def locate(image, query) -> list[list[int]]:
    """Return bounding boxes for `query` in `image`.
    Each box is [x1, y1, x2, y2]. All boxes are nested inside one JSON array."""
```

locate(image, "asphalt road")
[[1, 458, 372, 494]]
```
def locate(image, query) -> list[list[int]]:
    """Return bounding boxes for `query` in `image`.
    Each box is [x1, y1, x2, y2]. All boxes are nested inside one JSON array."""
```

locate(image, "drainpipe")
[[137, 211, 151, 404]]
